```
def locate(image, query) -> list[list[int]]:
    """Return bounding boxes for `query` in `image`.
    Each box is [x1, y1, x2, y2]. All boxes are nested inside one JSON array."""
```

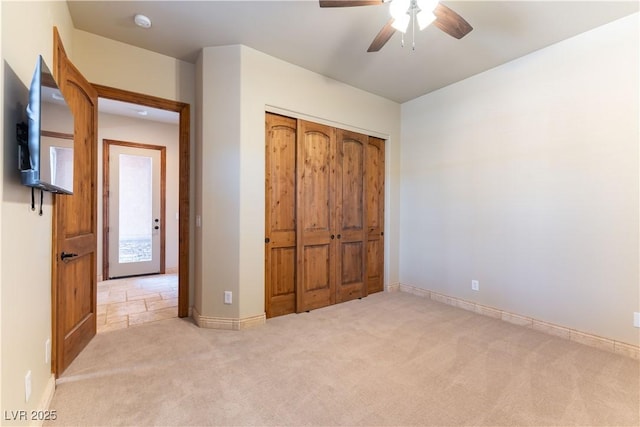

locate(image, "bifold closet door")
[[296, 120, 337, 312], [335, 129, 368, 303], [265, 114, 297, 318], [366, 137, 385, 294]]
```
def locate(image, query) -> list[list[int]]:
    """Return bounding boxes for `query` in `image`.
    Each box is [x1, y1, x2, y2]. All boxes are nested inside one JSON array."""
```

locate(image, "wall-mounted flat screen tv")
[[18, 55, 75, 194]]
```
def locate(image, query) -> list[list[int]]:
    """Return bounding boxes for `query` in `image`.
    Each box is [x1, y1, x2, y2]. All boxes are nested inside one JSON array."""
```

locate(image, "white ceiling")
[[68, 0, 639, 104], [98, 98, 179, 124]]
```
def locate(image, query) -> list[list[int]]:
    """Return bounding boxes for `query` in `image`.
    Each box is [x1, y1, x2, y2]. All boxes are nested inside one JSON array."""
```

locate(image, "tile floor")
[[97, 273, 178, 333]]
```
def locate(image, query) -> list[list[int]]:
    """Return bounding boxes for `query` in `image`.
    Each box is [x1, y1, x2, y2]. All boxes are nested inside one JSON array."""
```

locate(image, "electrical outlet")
[[224, 291, 232, 305], [471, 280, 479, 291], [45, 338, 51, 364], [634, 312, 640, 328], [25, 371, 32, 402]]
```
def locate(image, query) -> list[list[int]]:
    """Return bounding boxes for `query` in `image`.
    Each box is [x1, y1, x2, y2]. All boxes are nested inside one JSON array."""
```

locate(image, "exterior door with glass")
[[106, 140, 165, 278]]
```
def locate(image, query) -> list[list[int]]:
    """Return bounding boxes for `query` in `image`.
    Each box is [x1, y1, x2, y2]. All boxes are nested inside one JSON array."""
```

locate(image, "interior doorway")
[[97, 274, 178, 333], [94, 84, 190, 318]]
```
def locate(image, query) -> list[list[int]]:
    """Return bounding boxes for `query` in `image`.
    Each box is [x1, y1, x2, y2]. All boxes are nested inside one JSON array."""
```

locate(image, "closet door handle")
[[330, 234, 335, 240], [265, 237, 270, 244], [337, 234, 341, 239]]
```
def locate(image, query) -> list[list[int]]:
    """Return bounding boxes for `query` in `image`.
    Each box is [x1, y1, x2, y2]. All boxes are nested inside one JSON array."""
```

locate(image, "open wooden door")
[[51, 28, 98, 376]]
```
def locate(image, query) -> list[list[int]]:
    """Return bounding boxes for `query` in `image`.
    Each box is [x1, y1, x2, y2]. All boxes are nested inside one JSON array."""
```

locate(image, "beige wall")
[[72, 30, 194, 103], [196, 46, 242, 318], [197, 45, 401, 320], [0, 0, 4, 412], [96, 112, 180, 278], [1, 0, 74, 421], [400, 14, 639, 345], [72, 29, 197, 305]]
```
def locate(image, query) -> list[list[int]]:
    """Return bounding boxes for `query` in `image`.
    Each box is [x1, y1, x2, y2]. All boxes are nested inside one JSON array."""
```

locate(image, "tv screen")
[[18, 55, 75, 194]]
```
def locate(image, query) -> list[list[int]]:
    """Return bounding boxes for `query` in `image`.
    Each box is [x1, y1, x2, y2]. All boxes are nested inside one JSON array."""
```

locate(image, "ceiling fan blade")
[[367, 18, 396, 52], [319, 1, 383, 7], [433, 3, 473, 39]]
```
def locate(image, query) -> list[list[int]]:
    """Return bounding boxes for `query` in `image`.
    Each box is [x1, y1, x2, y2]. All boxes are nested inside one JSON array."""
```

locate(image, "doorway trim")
[[94, 84, 190, 317], [103, 139, 167, 280]]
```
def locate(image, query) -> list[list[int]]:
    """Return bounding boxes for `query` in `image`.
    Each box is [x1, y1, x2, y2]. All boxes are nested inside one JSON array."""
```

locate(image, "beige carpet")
[[47, 292, 639, 426]]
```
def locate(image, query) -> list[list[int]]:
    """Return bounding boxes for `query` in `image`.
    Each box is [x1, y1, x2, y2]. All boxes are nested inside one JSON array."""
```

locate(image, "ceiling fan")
[[319, 0, 473, 52]]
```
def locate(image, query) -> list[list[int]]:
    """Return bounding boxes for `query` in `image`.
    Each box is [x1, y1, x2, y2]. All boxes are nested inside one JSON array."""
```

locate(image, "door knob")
[[60, 251, 78, 261]]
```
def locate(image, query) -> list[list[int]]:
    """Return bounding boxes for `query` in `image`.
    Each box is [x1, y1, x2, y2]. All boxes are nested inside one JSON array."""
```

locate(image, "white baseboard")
[[30, 374, 56, 426], [397, 282, 639, 360], [386, 282, 400, 292], [192, 308, 265, 330]]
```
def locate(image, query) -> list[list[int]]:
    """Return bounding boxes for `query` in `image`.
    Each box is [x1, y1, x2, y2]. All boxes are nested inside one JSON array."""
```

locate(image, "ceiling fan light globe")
[[391, 13, 410, 33], [416, 10, 436, 30]]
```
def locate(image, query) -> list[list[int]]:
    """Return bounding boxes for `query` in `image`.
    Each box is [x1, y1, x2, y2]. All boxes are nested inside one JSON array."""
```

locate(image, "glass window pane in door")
[[119, 154, 152, 263]]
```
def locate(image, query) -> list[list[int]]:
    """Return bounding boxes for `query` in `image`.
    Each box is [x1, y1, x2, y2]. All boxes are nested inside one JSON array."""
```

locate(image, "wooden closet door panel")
[[366, 137, 385, 294], [296, 120, 336, 312], [336, 129, 367, 303], [267, 246, 296, 316], [265, 113, 297, 317]]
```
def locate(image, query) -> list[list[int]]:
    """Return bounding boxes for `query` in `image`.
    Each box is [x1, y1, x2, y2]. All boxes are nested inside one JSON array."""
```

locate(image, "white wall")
[[1, 0, 75, 420], [197, 45, 401, 320], [400, 14, 639, 345], [96, 112, 180, 278], [72, 29, 196, 305]]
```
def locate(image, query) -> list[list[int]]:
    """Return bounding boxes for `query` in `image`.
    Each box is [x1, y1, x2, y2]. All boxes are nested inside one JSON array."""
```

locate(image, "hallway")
[[97, 274, 178, 333]]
